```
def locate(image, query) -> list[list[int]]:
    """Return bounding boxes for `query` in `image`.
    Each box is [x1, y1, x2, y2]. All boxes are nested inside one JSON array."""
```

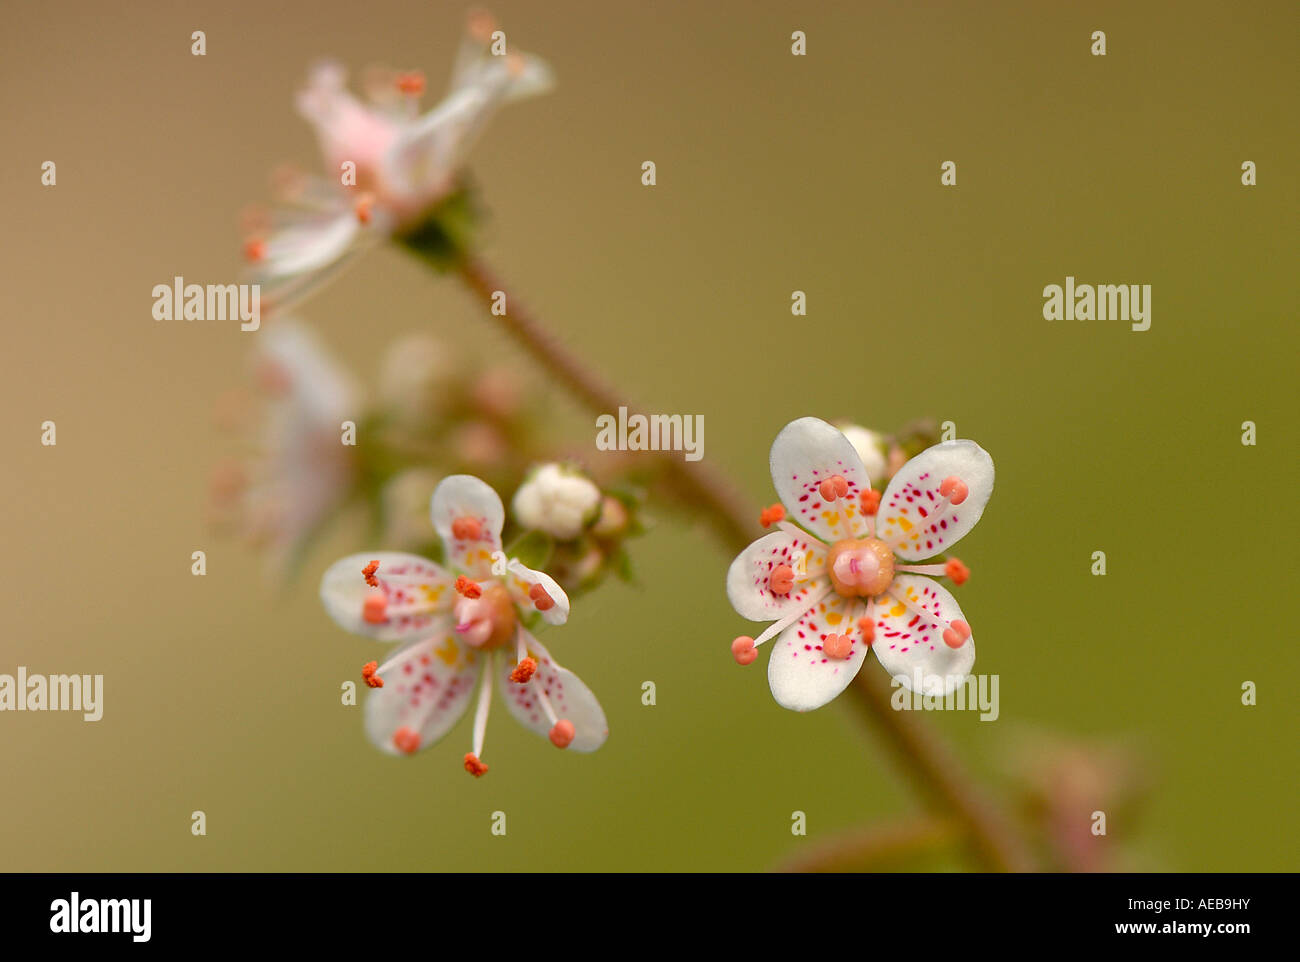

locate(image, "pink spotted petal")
[[871, 575, 975, 695], [319, 551, 453, 642], [766, 594, 869, 712], [498, 630, 607, 752], [364, 631, 481, 755], [876, 440, 994, 561], [726, 530, 828, 623], [431, 475, 504, 575], [769, 417, 872, 543], [504, 560, 570, 626]]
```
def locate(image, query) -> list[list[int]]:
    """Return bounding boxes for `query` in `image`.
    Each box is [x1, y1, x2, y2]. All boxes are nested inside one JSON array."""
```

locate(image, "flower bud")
[[512, 463, 601, 540]]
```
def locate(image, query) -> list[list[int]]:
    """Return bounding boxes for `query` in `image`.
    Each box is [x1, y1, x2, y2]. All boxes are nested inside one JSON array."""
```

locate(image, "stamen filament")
[[470, 658, 494, 757], [753, 583, 833, 647]]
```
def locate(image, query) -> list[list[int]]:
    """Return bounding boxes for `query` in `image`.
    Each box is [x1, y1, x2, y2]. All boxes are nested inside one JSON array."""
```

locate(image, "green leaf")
[[505, 529, 553, 570]]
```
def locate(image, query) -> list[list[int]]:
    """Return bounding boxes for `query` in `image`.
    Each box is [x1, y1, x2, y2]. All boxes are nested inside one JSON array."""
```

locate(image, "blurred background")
[[2, 0, 1296, 871]]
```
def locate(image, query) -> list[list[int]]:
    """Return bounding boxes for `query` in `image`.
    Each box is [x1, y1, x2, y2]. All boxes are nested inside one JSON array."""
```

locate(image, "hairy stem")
[[453, 252, 1035, 872]]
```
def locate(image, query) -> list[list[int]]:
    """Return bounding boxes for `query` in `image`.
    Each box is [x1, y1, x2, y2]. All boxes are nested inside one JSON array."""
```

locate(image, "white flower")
[[320, 475, 608, 776], [728, 417, 994, 709], [835, 423, 887, 482], [245, 11, 553, 314], [512, 463, 602, 540], [219, 322, 360, 571]]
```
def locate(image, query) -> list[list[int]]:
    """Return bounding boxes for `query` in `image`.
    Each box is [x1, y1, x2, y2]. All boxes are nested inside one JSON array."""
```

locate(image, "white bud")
[[835, 423, 887, 481], [513, 463, 601, 540]]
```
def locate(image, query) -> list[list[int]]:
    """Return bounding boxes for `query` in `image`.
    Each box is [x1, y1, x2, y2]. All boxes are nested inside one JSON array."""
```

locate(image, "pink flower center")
[[453, 583, 517, 650], [827, 538, 895, 598]]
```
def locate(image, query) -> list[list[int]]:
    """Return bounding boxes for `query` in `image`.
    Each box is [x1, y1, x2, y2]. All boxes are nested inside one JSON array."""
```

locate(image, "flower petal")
[[431, 474, 504, 574], [769, 417, 872, 542], [319, 551, 453, 642], [875, 440, 994, 561], [726, 530, 828, 623], [871, 575, 975, 695], [767, 594, 869, 712], [256, 207, 361, 280], [505, 559, 570, 626], [364, 630, 481, 755], [499, 631, 607, 752]]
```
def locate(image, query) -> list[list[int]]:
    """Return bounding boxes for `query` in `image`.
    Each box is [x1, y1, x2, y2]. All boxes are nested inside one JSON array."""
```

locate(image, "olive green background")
[[2, 0, 1295, 871]]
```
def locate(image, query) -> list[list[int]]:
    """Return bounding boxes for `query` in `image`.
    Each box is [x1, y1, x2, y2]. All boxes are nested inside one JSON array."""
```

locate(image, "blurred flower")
[[727, 417, 994, 709], [212, 322, 360, 572], [835, 423, 887, 482], [320, 475, 607, 776], [513, 463, 602, 539], [1002, 730, 1151, 872], [244, 11, 553, 312]]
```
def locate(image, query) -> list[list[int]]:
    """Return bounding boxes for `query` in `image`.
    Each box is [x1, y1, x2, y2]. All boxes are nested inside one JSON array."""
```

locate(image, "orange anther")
[[823, 633, 853, 660], [362, 560, 380, 588], [769, 564, 794, 595], [731, 635, 756, 666], [939, 476, 969, 506], [509, 657, 537, 684], [528, 583, 555, 611], [759, 503, 786, 528], [361, 660, 384, 688], [455, 575, 482, 599], [942, 619, 971, 649], [945, 558, 970, 585], [354, 193, 374, 225], [451, 516, 483, 541], [243, 238, 266, 263], [818, 474, 849, 503], [392, 727, 420, 754], [549, 719, 576, 749], [860, 489, 881, 516], [857, 616, 875, 643], [463, 753, 489, 777], [362, 592, 388, 624], [467, 9, 496, 41], [395, 71, 425, 95]]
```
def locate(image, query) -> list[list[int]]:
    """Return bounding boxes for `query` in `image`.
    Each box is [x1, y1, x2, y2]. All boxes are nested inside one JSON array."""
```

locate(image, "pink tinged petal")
[[871, 574, 975, 695], [295, 62, 400, 176], [766, 594, 869, 712], [431, 474, 505, 574], [876, 440, 994, 561], [365, 633, 481, 755], [498, 631, 607, 752], [726, 530, 827, 622], [505, 560, 570, 626], [769, 417, 872, 543], [319, 552, 453, 642]]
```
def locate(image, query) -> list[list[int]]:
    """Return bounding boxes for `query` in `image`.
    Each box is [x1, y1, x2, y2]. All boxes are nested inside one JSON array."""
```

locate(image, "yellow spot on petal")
[[897, 517, 913, 532], [890, 603, 906, 617], [435, 636, 459, 666], [826, 612, 842, 626]]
